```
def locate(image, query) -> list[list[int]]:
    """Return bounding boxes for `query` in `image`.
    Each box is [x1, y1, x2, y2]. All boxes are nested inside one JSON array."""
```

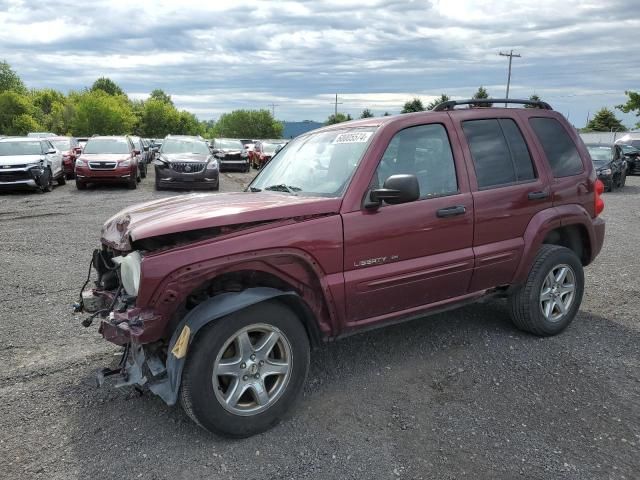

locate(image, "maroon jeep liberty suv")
[[78, 99, 605, 437]]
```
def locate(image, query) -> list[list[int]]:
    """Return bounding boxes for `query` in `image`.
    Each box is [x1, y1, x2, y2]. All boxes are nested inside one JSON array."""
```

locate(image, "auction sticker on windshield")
[[333, 132, 373, 144]]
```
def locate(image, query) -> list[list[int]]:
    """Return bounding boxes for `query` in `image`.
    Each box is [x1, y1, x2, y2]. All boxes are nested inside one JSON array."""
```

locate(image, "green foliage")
[[72, 90, 135, 135], [11, 114, 42, 135], [0, 90, 40, 134], [525, 94, 542, 108], [0, 60, 26, 94], [360, 108, 374, 118], [401, 98, 424, 113], [325, 113, 353, 125], [617, 91, 640, 128], [426, 94, 450, 110], [215, 110, 283, 138], [136, 99, 180, 138], [472, 86, 492, 107], [585, 107, 627, 132], [91, 77, 125, 96], [149, 89, 173, 106]]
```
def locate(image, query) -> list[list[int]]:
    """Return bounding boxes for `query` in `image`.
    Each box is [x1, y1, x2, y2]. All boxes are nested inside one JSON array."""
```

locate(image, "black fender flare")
[[149, 287, 297, 405]]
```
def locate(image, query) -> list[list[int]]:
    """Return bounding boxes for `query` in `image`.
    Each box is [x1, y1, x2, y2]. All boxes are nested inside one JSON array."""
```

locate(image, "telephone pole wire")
[[499, 50, 521, 107]]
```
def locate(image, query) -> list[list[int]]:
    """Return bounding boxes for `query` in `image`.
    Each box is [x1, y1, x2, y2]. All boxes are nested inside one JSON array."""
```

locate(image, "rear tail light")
[[594, 179, 605, 216]]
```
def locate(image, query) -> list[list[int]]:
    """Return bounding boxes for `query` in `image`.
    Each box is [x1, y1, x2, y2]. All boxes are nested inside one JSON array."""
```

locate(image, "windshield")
[[262, 143, 281, 154], [217, 139, 243, 150], [250, 128, 376, 197], [621, 145, 638, 154], [0, 141, 42, 156], [84, 138, 130, 154], [161, 139, 210, 155], [587, 146, 611, 163], [51, 140, 71, 151]]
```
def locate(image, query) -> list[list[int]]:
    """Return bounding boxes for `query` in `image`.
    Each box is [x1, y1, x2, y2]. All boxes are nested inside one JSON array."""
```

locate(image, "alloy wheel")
[[539, 264, 576, 322], [212, 323, 292, 416]]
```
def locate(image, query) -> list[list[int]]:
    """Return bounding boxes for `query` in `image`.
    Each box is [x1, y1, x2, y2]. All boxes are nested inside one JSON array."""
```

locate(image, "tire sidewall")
[[526, 248, 584, 335], [182, 301, 310, 437]]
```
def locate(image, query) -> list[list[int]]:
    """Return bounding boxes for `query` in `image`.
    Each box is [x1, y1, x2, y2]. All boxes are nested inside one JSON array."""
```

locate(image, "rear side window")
[[529, 117, 583, 177], [462, 118, 536, 189]]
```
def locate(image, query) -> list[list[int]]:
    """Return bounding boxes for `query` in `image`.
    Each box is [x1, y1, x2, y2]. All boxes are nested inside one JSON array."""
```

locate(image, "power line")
[[499, 50, 521, 107]]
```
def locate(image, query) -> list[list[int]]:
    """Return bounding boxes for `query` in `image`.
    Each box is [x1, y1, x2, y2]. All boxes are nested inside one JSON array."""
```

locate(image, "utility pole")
[[499, 50, 521, 107], [268, 103, 280, 117], [332, 93, 343, 117]]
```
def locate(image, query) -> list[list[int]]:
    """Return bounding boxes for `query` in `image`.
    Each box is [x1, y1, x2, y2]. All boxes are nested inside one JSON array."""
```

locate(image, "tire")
[[57, 174, 66, 186], [606, 179, 614, 192], [75, 179, 87, 190], [140, 163, 147, 179], [620, 172, 627, 188], [39, 168, 53, 193], [154, 176, 164, 191], [509, 245, 584, 336], [180, 301, 310, 438], [128, 175, 137, 190]]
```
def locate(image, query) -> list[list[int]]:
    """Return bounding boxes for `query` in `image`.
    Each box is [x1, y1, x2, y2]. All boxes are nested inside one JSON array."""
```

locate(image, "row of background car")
[[584, 141, 640, 192]]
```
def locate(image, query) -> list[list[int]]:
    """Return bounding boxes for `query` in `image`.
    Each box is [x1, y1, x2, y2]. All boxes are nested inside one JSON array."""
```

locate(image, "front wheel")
[[180, 301, 310, 438], [57, 173, 66, 186], [39, 168, 53, 192], [509, 245, 584, 336], [128, 175, 137, 189]]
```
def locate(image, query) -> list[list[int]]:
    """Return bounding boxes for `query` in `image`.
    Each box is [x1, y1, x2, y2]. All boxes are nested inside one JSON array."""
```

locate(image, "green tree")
[[136, 99, 180, 138], [426, 94, 450, 110], [149, 89, 173, 106], [325, 113, 353, 125], [525, 94, 542, 108], [31, 88, 66, 115], [0, 90, 40, 134], [215, 109, 283, 138], [401, 98, 424, 113], [176, 110, 202, 135], [617, 90, 640, 129], [91, 77, 125, 96], [472, 86, 492, 107], [72, 90, 135, 135], [0, 60, 26, 94], [585, 107, 627, 132], [360, 108, 374, 118]]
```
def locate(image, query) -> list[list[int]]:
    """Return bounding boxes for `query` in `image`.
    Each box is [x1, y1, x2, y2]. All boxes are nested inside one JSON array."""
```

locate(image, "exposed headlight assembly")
[[206, 158, 219, 170], [599, 168, 612, 175], [112, 251, 143, 296], [119, 159, 131, 167]]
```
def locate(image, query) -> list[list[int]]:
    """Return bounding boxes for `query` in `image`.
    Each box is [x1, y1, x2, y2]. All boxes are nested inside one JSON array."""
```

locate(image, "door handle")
[[436, 205, 466, 218], [528, 190, 549, 201]]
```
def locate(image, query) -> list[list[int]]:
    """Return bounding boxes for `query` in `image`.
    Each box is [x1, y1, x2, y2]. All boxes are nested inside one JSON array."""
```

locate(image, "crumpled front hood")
[[101, 191, 341, 251], [0, 154, 42, 166]]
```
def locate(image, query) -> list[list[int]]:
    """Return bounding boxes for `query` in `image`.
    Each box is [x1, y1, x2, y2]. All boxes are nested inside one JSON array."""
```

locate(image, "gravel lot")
[[1, 170, 639, 480]]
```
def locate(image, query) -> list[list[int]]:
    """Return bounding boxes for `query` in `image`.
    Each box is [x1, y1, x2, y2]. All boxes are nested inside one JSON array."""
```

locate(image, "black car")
[[129, 136, 151, 179], [211, 138, 250, 172], [620, 143, 640, 175], [585, 143, 627, 191], [152, 136, 219, 190]]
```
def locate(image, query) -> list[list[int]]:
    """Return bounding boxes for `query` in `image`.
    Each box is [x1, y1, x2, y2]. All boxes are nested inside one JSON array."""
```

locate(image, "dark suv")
[[153, 135, 219, 190], [78, 99, 605, 438], [585, 143, 627, 191]]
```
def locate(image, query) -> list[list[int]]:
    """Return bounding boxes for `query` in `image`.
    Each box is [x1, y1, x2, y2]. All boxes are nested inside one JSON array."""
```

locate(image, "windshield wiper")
[[248, 186, 261, 192], [263, 184, 301, 194]]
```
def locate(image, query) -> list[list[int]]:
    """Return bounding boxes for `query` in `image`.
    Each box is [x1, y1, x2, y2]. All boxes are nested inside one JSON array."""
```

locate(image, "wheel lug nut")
[[240, 363, 246, 369], [255, 373, 260, 379], [250, 354, 256, 360], [259, 360, 264, 366], [242, 375, 248, 381]]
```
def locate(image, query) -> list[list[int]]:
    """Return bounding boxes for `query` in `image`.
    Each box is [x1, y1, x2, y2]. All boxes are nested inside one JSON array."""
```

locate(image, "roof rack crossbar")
[[433, 99, 553, 111]]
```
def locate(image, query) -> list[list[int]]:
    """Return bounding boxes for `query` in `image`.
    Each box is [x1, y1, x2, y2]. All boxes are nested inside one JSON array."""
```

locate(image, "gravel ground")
[[0, 170, 639, 480]]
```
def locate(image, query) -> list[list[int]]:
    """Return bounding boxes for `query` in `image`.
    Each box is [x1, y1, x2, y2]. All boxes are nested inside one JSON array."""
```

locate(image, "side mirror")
[[74, 147, 82, 154], [143, 146, 149, 151], [46, 148, 57, 155], [275, 144, 283, 153], [133, 149, 141, 155], [366, 174, 420, 208]]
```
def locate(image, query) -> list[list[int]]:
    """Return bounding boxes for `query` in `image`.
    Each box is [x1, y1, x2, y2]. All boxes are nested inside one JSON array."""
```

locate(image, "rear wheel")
[[619, 171, 627, 188], [140, 162, 147, 179], [180, 301, 310, 438], [509, 245, 584, 336]]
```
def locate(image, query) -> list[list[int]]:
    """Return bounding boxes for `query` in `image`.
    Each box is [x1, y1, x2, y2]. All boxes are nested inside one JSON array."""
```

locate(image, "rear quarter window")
[[529, 117, 583, 177]]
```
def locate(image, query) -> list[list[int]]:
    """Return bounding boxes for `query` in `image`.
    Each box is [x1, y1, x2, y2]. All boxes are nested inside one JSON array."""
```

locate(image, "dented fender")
[[148, 287, 297, 405]]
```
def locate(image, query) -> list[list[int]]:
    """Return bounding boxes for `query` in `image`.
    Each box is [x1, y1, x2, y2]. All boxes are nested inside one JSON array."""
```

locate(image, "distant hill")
[[281, 120, 324, 139]]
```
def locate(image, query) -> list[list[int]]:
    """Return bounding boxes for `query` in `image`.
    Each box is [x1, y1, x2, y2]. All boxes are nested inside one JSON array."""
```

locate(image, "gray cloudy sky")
[[1, 0, 639, 126]]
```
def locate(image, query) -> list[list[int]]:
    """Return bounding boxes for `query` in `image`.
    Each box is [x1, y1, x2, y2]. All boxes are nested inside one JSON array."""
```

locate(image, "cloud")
[[0, 0, 638, 125]]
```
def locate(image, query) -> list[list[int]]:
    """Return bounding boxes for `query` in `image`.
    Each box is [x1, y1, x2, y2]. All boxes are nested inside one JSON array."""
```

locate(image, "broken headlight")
[[112, 251, 143, 296]]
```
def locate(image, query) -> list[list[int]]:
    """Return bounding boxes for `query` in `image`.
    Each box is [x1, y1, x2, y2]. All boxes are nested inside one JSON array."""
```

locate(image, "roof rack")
[[433, 98, 553, 111]]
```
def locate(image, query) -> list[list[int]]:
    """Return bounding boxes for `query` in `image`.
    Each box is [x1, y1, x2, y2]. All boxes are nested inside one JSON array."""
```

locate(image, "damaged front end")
[[77, 246, 176, 404]]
